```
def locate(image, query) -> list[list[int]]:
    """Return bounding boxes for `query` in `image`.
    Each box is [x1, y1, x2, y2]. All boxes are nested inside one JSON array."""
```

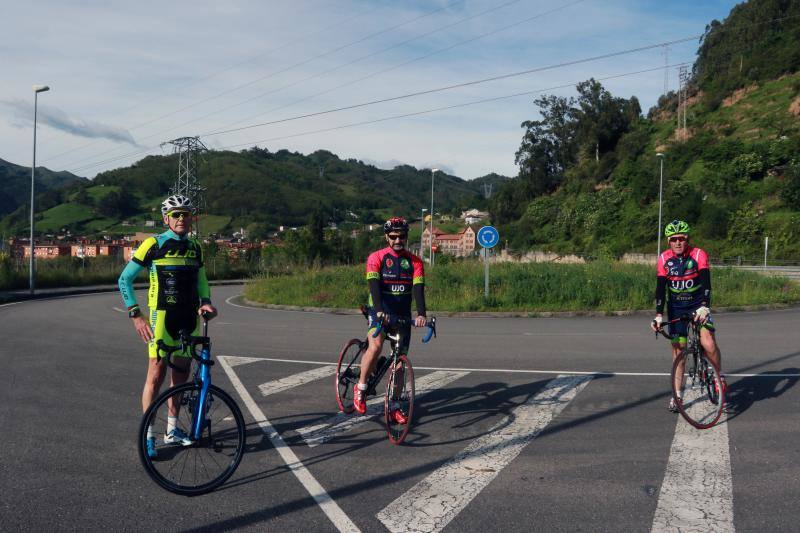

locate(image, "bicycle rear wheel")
[[385, 355, 414, 444], [138, 383, 246, 495], [336, 339, 364, 414], [671, 350, 725, 429]]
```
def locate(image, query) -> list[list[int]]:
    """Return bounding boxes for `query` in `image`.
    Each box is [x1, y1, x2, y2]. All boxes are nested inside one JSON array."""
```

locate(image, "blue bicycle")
[[138, 317, 245, 495]]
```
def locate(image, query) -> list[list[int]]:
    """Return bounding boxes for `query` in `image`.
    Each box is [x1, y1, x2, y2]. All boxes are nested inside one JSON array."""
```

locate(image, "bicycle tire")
[[336, 339, 364, 414], [671, 350, 725, 429], [138, 382, 246, 495], [385, 355, 414, 445]]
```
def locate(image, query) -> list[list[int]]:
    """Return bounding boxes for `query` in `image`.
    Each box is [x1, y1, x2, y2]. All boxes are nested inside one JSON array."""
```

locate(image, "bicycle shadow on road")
[[723, 368, 799, 422], [405, 375, 612, 448]]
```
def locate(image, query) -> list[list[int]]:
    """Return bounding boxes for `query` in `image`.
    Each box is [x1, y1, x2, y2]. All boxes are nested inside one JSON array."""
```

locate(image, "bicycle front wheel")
[[138, 383, 246, 495], [671, 351, 725, 429], [385, 355, 414, 445], [336, 339, 364, 414]]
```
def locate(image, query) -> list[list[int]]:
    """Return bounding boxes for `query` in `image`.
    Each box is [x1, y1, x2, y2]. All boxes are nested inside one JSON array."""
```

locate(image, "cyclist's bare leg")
[[671, 341, 685, 397], [166, 357, 191, 417], [142, 358, 168, 413], [699, 328, 722, 371], [359, 331, 384, 387]]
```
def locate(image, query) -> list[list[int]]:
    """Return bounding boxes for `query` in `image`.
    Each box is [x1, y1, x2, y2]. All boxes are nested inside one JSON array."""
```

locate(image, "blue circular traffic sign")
[[477, 226, 499, 248]]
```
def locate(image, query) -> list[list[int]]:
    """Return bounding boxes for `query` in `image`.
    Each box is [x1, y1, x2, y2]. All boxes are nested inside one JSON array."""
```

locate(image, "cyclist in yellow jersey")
[[118, 194, 217, 457]]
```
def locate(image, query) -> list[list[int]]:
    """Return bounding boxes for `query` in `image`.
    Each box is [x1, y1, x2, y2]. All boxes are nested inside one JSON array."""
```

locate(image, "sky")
[[0, 0, 741, 180]]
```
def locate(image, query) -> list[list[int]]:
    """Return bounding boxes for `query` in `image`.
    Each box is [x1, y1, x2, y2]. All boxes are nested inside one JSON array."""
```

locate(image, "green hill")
[[491, 0, 800, 262], [0, 149, 508, 237], [0, 158, 87, 217]]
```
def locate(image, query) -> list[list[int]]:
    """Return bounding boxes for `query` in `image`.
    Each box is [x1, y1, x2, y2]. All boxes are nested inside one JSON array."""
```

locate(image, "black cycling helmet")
[[383, 217, 409, 234]]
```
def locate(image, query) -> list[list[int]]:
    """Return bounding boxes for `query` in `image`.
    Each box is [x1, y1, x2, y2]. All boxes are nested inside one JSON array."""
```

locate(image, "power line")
[[38, 2, 382, 165], [204, 35, 699, 138], [54, 0, 466, 171], [204, 0, 586, 137], [215, 63, 693, 150], [66, 33, 701, 175], [62, 0, 522, 173], [65, 12, 800, 174]]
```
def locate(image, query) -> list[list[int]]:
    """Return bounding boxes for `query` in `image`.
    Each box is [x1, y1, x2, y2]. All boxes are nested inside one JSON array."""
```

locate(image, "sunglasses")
[[168, 211, 191, 220], [669, 236, 687, 243], [387, 234, 407, 241]]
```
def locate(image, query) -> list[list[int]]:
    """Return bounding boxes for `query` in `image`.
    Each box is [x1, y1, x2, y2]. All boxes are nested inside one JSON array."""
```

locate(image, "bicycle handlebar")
[[421, 317, 437, 343], [653, 313, 696, 340], [155, 315, 213, 369]]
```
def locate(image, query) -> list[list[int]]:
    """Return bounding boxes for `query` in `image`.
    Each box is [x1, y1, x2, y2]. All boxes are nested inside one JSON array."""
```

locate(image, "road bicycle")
[[335, 307, 437, 444], [655, 314, 725, 429], [138, 316, 246, 495]]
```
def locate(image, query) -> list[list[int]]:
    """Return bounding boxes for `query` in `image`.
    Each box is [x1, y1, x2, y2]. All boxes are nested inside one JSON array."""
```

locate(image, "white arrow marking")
[[296, 370, 469, 447], [223, 356, 266, 368], [259, 365, 337, 396], [651, 414, 733, 532], [377, 374, 592, 533]]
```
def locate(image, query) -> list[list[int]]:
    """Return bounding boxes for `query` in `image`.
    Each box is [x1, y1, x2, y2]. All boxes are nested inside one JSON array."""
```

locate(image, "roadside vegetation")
[[244, 261, 800, 313]]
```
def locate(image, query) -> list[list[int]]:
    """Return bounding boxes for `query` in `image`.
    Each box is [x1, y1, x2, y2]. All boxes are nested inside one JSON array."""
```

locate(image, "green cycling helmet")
[[664, 219, 690, 237]]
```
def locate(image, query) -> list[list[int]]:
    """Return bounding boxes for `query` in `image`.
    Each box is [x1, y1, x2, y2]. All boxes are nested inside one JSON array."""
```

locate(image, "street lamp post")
[[429, 168, 438, 266], [420, 208, 428, 259], [30, 84, 50, 295], [656, 152, 665, 257]]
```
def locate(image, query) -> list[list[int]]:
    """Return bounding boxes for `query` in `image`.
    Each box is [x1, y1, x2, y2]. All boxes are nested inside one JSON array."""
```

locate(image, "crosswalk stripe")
[[259, 365, 337, 397], [651, 414, 734, 532], [217, 356, 360, 533], [296, 370, 469, 448], [376, 374, 592, 533]]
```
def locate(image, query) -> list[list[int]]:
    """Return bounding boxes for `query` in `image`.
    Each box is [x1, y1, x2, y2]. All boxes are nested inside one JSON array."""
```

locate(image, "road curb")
[[238, 296, 800, 318], [0, 279, 247, 304]]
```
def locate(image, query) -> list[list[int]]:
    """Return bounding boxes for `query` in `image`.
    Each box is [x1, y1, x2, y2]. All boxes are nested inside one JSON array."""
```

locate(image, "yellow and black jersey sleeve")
[[132, 237, 158, 267]]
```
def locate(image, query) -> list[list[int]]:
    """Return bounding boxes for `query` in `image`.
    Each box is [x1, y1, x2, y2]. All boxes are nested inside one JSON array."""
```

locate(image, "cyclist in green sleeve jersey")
[[118, 194, 217, 457]]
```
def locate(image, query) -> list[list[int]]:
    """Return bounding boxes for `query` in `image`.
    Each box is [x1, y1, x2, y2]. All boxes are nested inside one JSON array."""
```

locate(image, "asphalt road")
[[1, 285, 798, 532]]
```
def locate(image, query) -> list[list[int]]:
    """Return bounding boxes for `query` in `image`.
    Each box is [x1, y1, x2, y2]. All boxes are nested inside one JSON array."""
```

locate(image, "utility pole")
[[679, 65, 690, 133], [161, 136, 208, 236], [662, 45, 670, 98]]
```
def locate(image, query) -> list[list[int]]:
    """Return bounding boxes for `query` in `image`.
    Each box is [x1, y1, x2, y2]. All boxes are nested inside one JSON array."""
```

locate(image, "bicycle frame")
[[155, 319, 213, 442]]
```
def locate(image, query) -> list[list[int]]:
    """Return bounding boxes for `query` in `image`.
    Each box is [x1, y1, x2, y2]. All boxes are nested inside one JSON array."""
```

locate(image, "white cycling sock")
[[357, 383, 367, 391], [147, 424, 155, 440], [167, 416, 178, 433]]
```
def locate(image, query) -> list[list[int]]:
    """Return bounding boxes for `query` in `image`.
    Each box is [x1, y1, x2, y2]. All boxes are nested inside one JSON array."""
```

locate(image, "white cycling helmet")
[[161, 194, 194, 216]]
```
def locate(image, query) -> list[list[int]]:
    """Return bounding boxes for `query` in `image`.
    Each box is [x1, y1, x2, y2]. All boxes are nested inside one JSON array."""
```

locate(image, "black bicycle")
[[656, 314, 725, 429], [138, 317, 246, 495], [335, 307, 436, 444]]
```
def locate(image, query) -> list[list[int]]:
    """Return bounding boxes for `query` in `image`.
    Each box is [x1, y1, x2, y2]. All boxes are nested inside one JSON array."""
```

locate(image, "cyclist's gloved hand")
[[376, 311, 386, 324], [414, 315, 427, 328], [651, 315, 663, 332], [694, 306, 710, 324]]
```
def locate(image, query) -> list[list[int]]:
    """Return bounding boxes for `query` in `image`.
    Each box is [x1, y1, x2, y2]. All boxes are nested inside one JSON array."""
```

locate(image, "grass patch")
[[244, 261, 800, 312], [37, 203, 97, 232]]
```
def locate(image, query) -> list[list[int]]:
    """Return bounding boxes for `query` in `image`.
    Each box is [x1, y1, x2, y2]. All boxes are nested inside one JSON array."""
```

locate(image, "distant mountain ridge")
[[0, 158, 86, 217]]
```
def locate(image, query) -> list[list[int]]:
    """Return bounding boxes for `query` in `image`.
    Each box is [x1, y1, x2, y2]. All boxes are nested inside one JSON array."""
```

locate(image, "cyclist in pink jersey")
[[650, 220, 724, 412], [355, 217, 427, 416]]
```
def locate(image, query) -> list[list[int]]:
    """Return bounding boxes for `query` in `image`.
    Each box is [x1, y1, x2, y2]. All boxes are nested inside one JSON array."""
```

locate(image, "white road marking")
[[259, 365, 337, 397], [651, 415, 734, 533], [377, 374, 592, 533], [113, 307, 127, 313], [296, 371, 469, 448], [0, 301, 22, 308], [224, 356, 266, 367], [215, 355, 800, 378], [217, 356, 360, 533]]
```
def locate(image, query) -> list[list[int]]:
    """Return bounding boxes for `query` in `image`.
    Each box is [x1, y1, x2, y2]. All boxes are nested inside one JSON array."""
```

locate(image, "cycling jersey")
[[365, 247, 424, 317], [655, 246, 711, 315], [118, 230, 210, 358]]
